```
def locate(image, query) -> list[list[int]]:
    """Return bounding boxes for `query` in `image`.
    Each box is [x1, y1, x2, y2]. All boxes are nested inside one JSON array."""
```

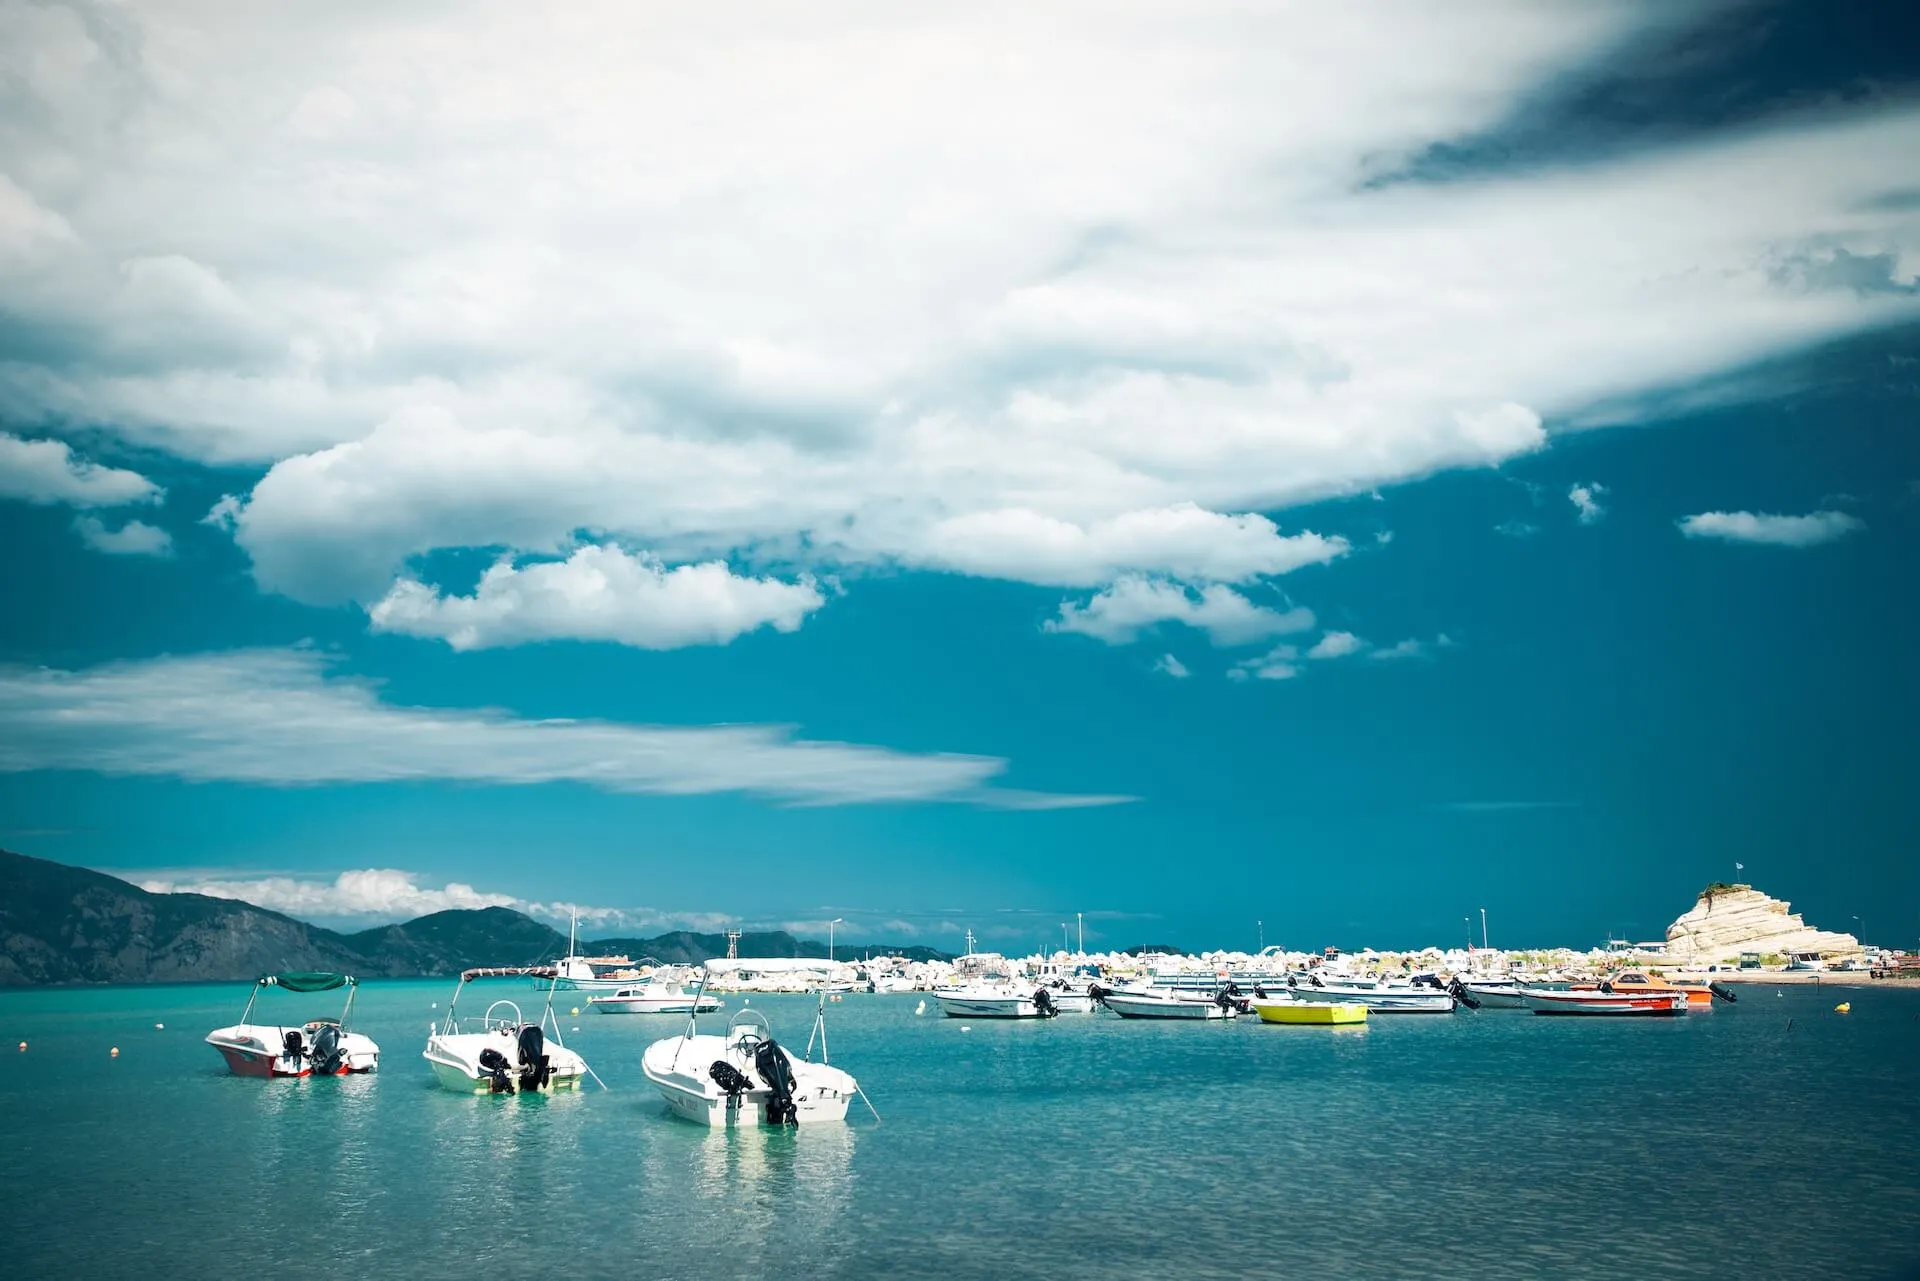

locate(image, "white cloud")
[[1307, 630, 1365, 660], [0, 648, 1125, 808], [2, 7, 1914, 608], [367, 544, 825, 651], [1371, 635, 1454, 661], [0, 432, 160, 507], [1569, 482, 1608, 525], [1676, 509, 1866, 547], [1152, 653, 1191, 679], [1229, 645, 1301, 682], [133, 866, 739, 932], [1495, 520, 1540, 539], [74, 515, 173, 557], [1045, 577, 1314, 647]]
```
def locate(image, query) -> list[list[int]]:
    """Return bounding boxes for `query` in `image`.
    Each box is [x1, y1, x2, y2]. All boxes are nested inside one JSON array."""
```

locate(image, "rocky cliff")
[[1663, 884, 1860, 963]]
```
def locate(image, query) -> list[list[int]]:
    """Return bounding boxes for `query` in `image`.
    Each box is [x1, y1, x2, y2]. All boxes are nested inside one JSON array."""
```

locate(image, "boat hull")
[[1458, 984, 1531, 1010], [422, 1034, 589, 1093], [641, 1035, 857, 1127], [588, 993, 723, 1015], [1284, 986, 1456, 1014], [1522, 991, 1687, 1016], [205, 1026, 379, 1077], [933, 993, 1047, 1018], [1251, 1000, 1367, 1026]]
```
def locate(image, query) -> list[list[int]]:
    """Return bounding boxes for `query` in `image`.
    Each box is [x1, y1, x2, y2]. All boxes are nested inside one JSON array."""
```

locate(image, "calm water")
[[2, 981, 1916, 1280]]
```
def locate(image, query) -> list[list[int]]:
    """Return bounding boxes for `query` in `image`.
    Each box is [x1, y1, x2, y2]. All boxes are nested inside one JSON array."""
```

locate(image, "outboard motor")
[[280, 1029, 305, 1069], [1708, 981, 1738, 1004], [477, 1046, 515, 1093], [309, 1023, 345, 1074], [752, 1038, 799, 1126], [1252, 984, 1268, 999], [1032, 988, 1059, 1018], [709, 1060, 754, 1097], [1448, 979, 1482, 1011], [1086, 983, 1111, 1010], [516, 1024, 552, 1092]]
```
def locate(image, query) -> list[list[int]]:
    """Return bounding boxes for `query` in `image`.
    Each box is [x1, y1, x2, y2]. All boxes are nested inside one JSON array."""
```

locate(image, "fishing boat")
[[206, 972, 380, 1077], [1521, 988, 1688, 1017], [1250, 999, 1367, 1026], [587, 966, 724, 1015], [641, 979, 867, 1127], [423, 967, 597, 1093], [1096, 985, 1247, 1020]]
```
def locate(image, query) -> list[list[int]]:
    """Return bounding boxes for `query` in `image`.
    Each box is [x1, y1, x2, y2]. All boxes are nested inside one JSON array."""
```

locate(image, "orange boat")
[[1574, 971, 1720, 1007]]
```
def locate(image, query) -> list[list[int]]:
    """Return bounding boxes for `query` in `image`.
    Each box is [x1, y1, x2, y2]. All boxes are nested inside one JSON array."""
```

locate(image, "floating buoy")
[[570, 1008, 580, 1016], [154, 1022, 164, 1030], [1834, 1002, 1851, 1014], [16, 1041, 24, 1052], [110, 1047, 119, 1057], [571, 1027, 580, 1033], [914, 1000, 927, 1016], [960, 1025, 971, 1033]]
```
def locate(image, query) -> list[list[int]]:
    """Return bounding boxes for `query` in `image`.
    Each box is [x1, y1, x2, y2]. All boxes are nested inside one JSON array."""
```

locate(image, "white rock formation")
[[1664, 885, 1859, 962]]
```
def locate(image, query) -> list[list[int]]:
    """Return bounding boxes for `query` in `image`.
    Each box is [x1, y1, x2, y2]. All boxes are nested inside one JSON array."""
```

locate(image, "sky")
[[2, 0, 1917, 954]]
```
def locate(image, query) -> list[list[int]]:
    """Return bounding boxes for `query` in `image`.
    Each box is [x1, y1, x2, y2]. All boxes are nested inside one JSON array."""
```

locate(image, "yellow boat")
[[1250, 999, 1367, 1026]]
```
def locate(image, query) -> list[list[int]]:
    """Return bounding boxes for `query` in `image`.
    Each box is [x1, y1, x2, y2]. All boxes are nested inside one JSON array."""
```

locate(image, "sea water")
[[2, 980, 1915, 1280]]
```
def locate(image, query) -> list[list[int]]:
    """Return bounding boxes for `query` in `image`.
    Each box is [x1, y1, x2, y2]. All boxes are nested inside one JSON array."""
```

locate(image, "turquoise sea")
[[2, 980, 1916, 1280]]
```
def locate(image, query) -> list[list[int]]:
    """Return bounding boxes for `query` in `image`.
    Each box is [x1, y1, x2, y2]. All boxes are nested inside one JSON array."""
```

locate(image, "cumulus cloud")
[[1228, 645, 1301, 682], [1307, 630, 1365, 660], [74, 515, 172, 557], [1569, 482, 1608, 525], [1371, 635, 1454, 661], [1676, 509, 1866, 547], [134, 866, 738, 932], [367, 544, 825, 650], [1152, 653, 1191, 679], [0, 432, 160, 507], [0, 648, 1124, 808], [3, 6, 1915, 610], [1046, 577, 1314, 647]]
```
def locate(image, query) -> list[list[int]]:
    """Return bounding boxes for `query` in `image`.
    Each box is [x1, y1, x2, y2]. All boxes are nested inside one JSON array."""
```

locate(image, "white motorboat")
[[423, 967, 597, 1093], [1096, 985, 1246, 1020], [933, 981, 1070, 1018], [1451, 977, 1532, 1010], [206, 972, 380, 1077], [641, 979, 867, 1127], [1279, 978, 1456, 1014], [588, 967, 723, 1015]]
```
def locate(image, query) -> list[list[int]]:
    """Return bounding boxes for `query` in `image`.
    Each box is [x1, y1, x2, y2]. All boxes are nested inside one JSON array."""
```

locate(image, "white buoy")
[[110, 1047, 120, 1057], [960, 1025, 971, 1033], [914, 1000, 927, 1016], [572, 1027, 580, 1032], [570, 1007, 580, 1016], [16, 1041, 24, 1052], [154, 1022, 164, 1030]]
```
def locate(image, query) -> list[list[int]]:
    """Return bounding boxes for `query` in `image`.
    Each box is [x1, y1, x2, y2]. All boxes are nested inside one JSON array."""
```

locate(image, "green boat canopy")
[[261, 972, 355, 992]]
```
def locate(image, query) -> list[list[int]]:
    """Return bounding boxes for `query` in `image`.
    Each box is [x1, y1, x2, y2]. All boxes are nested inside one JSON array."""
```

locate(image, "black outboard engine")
[[709, 1060, 754, 1097], [309, 1022, 345, 1074], [516, 1024, 552, 1092], [1032, 988, 1059, 1018], [280, 1029, 305, 1068], [1708, 981, 1738, 1004], [1448, 979, 1481, 1010], [752, 1038, 799, 1126], [477, 1046, 515, 1093], [1086, 983, 1110, 1010], [1252, 984, 1268, 999], [1214, 987, 1248, 1014]]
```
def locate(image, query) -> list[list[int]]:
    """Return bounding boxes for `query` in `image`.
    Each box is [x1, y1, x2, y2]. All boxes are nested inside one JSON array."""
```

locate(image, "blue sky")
[[2, 2, 1917, 953]]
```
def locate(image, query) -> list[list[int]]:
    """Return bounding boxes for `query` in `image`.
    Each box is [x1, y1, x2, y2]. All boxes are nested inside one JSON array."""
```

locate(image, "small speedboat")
[[588, 967, 724, 1015], [933, 982, 1066, 1019], [206, 972, 380, 1077], [642, 978, 866, 1127], [423, 967, 597, 1093], [1096, 985, 1246, 1020], [1279, 978, 1455, 1014], [1521, 988, 1687, 1016], [1571, 971, 1728, 1007], [1450, 977, 1532, 1010], [1251, 999, 1367, 1026]]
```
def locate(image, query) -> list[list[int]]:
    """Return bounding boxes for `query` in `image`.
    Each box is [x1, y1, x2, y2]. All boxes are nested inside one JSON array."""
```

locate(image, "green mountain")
[[0, 848, 952, 984]]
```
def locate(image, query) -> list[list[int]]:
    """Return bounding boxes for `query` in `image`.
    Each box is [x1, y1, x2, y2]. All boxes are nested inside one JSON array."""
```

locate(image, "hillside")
[[0, 848, 952, 984]]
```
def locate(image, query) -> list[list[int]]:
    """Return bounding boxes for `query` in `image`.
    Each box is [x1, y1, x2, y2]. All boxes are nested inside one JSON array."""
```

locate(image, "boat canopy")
[[458, 966, 560, 982], [262, 971, 355, 992]]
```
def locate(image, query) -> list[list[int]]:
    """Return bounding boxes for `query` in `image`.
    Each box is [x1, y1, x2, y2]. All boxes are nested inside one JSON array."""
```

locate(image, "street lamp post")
[[828, 918, 844, 963]]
